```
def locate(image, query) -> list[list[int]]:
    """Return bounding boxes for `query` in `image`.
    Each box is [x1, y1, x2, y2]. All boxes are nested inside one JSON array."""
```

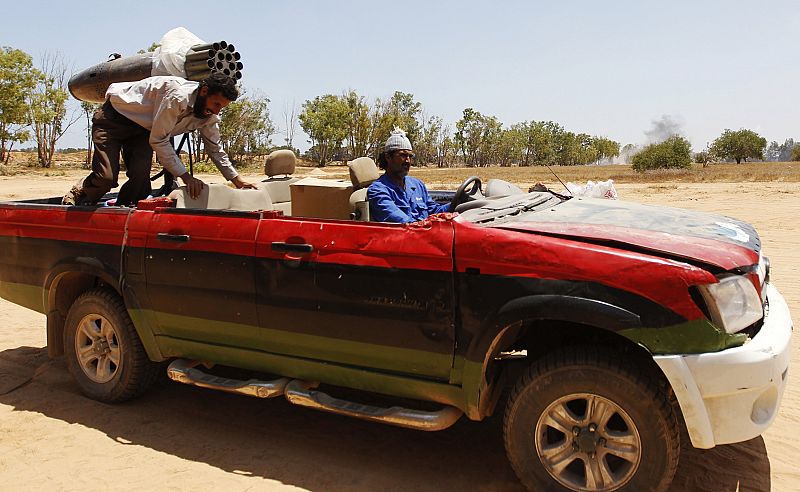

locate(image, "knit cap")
[[384, 127, 413, 152]]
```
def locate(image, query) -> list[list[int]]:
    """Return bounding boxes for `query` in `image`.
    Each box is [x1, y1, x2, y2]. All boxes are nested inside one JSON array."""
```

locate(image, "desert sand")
[[0, 171, 797, 491]]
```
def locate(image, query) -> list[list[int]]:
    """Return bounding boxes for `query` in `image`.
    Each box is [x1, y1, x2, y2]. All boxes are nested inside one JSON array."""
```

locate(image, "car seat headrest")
[[348, 157, 380, 190], [264, 149, 297, 177]]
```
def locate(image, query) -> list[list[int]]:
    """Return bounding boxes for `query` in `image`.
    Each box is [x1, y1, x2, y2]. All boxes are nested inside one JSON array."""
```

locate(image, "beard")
[[193, 94, 211, 119]]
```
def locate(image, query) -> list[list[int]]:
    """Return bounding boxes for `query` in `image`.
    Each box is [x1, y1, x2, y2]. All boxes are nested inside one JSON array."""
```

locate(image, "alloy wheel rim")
[[75, 314, 122, 383], [535, 392, 641, 492]]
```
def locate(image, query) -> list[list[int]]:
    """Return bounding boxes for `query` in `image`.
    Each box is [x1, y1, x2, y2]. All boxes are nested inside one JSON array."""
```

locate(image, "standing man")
[[367, 128, 451, 223], [63, 73, 255, 206]]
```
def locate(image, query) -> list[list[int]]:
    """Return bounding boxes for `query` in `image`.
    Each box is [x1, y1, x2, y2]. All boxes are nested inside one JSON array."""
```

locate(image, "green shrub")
[[694, 150, 710, 164], [631, 136, 692, 173], [190, 160, 218, 174], [709, 128, 766, 163]]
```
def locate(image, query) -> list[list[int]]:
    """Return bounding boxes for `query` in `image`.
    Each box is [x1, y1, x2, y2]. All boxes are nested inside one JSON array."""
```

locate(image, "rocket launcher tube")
[[185, 50, 214, 62]]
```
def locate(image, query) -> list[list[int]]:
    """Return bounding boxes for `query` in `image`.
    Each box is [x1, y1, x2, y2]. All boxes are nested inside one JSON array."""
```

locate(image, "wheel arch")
[[496, 295, 643, 332], [44, 259, 121, 357], [466, 295, 667, 420]]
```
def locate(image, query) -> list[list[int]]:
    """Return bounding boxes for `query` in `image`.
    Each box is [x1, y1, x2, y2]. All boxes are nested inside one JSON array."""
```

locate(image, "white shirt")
[[106, 76, 238, 181]]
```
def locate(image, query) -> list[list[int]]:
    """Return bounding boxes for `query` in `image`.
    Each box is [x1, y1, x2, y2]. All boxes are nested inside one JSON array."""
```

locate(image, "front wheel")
[[503, 347, 679, 492], [64, 288, 159, 403]]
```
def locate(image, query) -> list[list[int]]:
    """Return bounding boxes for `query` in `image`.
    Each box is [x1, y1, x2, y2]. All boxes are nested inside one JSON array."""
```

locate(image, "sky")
[[3, 0, 800, 152]]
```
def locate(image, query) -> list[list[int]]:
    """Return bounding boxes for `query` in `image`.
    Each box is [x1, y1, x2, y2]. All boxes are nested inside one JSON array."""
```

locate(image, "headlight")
[[699, 275, 763, 334], [756, 252, 767, 286]]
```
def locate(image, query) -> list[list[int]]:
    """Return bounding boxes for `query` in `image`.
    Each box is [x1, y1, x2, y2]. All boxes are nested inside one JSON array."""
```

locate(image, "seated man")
[[367, 128, 451, 223]]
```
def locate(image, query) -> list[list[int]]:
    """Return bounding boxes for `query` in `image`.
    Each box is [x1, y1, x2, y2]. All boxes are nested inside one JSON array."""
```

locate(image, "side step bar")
[[167, 359, 289, 398], [166, 359, 463, 431], [284, 380, 463, 431]]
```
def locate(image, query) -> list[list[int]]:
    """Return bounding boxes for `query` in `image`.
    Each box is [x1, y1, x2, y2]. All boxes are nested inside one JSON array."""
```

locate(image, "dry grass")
[[5, 151, 800, 188]]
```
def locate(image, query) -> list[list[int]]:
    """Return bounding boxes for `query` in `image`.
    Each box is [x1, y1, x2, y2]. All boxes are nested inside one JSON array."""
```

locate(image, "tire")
[[63, 288, 160, 403], [503, 346, 679, 492]]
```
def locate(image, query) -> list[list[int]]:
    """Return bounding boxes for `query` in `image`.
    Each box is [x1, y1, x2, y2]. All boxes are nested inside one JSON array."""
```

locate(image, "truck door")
[[142, 208, 260, 349], [254, 216, 456, 380]]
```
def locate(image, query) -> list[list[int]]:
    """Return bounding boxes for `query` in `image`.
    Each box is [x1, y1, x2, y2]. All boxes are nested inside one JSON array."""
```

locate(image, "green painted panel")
[[460, 357, 486, 420], [133, 309, 454, 378], [619, 318, 747, 354], [0, 281, 44, 313], [126, 307, 166, 362]]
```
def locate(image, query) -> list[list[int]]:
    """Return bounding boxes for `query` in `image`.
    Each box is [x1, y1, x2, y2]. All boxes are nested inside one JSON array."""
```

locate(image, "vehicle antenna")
[[544, 163, 572, 196]]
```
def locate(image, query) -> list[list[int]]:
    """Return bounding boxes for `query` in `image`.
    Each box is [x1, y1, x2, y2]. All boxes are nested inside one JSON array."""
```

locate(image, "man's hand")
[[231, 175, 257, 189], [180, 173, 205, 199]]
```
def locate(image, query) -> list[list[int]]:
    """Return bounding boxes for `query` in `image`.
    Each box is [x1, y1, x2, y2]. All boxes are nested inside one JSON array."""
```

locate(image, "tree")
[[472, 114, 503, 167], [28, 51, 79, 167], [341, 90, 373, 159], [554, 131, 598, 166], [299, 94, 349, 166], [709, 128, 767, 164], [455, 108, 500, 166], [694, 150, 710, 166], [493, 127, 525, 167], [0, 47, 38, 165], [631, 135, 692, 172], [417, 115, 454, 167], [189, 130, 203, 164], [513, 120, 562, 166], [218, 90, 275, 164], [282, 99, 298, 148], [455, 108, 478, 165], [137, 43, 160, 54], [415, 114, 441, 166], [591, 137, 621, 164]]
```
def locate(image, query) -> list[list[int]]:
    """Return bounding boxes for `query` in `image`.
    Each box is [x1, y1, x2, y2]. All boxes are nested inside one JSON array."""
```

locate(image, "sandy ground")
[[0, 171, 797, 491]]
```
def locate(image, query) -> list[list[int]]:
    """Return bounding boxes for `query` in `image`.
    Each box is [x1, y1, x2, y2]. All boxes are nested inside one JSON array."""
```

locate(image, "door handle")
[[271, 242, 314, 253], [157, 233, 191, 243]]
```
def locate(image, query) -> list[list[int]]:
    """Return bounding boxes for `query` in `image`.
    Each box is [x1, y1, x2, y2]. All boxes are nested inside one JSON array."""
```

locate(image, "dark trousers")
[[80, 101, 153, 206]]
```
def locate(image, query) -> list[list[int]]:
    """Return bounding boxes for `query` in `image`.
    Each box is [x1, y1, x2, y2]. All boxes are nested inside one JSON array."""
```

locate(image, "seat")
[[259, 149, 299, 215], [347, 157, 381, 221], [169, 183, 273, 211], [484, 179, 525, 197]]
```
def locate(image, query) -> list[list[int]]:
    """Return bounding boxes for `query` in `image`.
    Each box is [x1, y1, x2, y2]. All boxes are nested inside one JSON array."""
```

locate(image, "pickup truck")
[[0, 175, 792, 492]]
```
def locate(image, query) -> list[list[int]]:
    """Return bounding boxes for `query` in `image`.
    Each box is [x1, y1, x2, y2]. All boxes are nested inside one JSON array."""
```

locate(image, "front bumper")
[[654, 283, 792, 449]]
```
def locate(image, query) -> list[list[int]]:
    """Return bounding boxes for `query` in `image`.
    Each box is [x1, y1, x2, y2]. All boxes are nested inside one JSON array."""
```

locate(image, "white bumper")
[[654, 283, 792, 449]]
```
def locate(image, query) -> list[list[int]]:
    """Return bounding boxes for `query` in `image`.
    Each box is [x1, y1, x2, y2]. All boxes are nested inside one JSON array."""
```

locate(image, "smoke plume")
[[644, 114, 684, 143]]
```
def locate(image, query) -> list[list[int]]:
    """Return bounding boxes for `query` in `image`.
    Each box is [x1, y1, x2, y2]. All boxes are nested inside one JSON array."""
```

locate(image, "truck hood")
[[488, 195, 760, 270]]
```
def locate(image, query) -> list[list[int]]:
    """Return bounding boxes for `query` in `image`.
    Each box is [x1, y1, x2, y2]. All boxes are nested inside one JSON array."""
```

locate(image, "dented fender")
[[654, 283, 792, 448]]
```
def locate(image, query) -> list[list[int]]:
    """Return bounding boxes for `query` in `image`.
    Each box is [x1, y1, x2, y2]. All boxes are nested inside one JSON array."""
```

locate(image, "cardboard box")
[[290, 177, 354, 220]]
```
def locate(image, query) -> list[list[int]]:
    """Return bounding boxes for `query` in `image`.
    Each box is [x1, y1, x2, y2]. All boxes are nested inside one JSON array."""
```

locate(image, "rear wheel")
[[503, 346, 679, 492], [64, 288, 159, 402]]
